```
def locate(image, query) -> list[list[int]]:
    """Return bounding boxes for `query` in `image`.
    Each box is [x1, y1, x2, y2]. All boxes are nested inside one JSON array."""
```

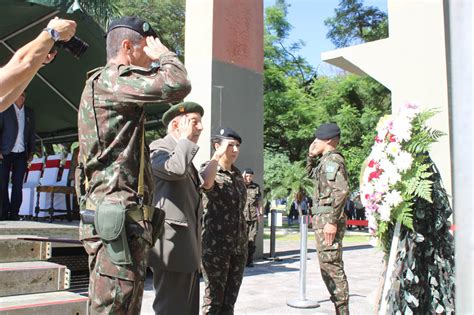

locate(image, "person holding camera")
[[75, 16, 191, 314], [0, 17, 76, 112]]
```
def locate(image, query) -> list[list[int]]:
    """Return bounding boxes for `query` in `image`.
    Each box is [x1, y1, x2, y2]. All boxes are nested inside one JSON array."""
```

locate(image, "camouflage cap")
[[315, 123, 341, 140], [107, 16, 157, 38], [212, 127, 242, 144], [162, 101, 204, 126]]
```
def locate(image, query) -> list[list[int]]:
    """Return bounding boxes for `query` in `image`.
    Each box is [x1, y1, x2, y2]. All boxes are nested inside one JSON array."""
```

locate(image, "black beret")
[[212, 127, 242, 144], [107, 16, 157, 38], [243, 168, 254, 174], [162, 101, 204, 126], [315, 123, 341, 140]]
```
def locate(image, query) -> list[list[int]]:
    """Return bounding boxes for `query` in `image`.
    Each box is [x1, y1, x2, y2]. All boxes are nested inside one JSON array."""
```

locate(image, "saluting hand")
[[178, 115, 194, 141], [212, 139, 229, 161], [143, 36, 170, 61], [323, 223, 337, 246]]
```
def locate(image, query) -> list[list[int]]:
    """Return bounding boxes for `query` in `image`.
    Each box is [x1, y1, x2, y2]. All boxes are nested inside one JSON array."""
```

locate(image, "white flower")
[[368, 216, 378, 235], [374, 176, 390, 193], [390, 116, 412, 142], [387, 142, 401, 157], [379, 159, 400, 185], [376, 115, 392, 134], [385, 190, 403, 207], [369, 143, 387, 163], [394, 151, 413, 172], [378, 202, 391, 221]]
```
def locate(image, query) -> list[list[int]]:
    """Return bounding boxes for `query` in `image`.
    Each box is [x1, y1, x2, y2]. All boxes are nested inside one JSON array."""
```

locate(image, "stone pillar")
[[185, 0, 264, 258], [447, 0, 473, 313]]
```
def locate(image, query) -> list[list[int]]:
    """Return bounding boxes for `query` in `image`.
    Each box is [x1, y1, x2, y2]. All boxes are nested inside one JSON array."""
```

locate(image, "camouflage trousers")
[[313, 215, 349, 312], [246, 220, 258, 265], [201, 251, 247, 314], [80, 221, 151, 315]]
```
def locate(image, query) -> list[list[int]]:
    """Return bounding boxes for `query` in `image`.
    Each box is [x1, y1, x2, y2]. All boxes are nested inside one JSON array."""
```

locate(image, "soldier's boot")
[[246, 241, 255, 267], [335, 303, 349, 315]]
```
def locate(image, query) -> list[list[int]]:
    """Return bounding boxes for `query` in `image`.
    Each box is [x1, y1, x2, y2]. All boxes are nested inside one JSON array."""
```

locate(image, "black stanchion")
[[287, 215, 320, 308], [265, 209, 281, 261]]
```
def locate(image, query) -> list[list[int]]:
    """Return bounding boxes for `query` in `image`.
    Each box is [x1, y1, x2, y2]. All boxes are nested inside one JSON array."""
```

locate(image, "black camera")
[[55, 36, 89, 59]]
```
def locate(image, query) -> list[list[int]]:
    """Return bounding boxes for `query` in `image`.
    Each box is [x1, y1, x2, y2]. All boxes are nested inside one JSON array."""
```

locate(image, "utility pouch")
[[95, 203, 131, 265], [80, 209, 95, 225]]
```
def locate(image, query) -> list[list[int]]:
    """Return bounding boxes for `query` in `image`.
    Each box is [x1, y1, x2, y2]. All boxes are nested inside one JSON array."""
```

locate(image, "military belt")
[[314, 206, 334, 214], [80, 205, 155, 225]]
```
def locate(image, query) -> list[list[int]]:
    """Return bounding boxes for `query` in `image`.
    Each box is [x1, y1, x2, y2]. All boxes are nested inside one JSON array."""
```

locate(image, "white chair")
[[18, 157, 44, 217], [35, 154, 62, 218]]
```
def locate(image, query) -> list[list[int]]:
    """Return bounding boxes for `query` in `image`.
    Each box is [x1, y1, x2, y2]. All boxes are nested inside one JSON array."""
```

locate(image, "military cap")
[[212, 127, 242, 144], [243, 168, 254, 174], [162, 101, 204, 126], [107, 16, 157, 38], [315, 123, 341, 140]]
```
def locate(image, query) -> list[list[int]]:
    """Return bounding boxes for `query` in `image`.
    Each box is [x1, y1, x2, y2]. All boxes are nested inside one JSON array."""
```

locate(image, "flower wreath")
[[360, 102, 445, 252]]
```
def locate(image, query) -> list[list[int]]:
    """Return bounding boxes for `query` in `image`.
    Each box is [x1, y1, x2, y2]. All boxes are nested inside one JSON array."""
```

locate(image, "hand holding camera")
[[47, 17, 77, 42]]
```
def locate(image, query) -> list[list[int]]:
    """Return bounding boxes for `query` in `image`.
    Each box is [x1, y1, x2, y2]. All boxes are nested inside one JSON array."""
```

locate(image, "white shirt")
[[11, 104, 25, 153]]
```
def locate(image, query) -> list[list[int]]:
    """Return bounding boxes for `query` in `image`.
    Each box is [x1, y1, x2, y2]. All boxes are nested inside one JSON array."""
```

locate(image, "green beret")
[[162, 101, 204, 126], [315, 123, 341, 140]]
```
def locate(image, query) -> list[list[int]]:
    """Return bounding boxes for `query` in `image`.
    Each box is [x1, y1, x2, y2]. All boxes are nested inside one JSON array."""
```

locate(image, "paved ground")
[[141, 229, 385, 315]]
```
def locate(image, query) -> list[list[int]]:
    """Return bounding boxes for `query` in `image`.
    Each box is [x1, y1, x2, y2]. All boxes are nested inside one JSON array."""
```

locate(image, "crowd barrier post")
[[287, 215, 319, 309]]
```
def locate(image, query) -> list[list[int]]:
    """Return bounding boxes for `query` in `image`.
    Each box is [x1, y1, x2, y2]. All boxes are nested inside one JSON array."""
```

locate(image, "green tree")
[[78, 0, 120, 30], [263, 149, 313, 202], [324, 0, 388, 48]]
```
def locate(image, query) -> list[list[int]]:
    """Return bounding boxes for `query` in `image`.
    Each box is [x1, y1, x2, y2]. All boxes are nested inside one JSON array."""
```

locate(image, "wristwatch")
[[43, 27, 60, 42]]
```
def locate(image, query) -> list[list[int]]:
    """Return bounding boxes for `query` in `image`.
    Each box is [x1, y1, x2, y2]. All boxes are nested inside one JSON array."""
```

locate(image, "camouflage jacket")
[[307, 150, 349, 224], [200, 163, 248, 255], [76, 52, 191, 212], [244, 182, 261, 221]]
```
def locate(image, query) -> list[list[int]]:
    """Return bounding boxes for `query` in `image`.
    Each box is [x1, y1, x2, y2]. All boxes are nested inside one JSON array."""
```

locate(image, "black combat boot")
[[246, 241, 255, 267]]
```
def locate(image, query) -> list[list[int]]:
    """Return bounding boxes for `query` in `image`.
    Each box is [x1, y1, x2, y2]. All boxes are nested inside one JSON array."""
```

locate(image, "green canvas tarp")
[[1, 0, 167, 145]]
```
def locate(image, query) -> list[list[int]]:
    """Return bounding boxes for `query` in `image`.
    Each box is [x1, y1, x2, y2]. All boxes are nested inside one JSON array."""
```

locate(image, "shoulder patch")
[[325, 161, 340, 181]]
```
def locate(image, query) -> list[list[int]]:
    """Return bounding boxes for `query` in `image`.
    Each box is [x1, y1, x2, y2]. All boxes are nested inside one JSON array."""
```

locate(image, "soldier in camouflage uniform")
[[200, 127, 248, 314], [242, 168, 262, 267], [75, 16, 191, 314], [307, 123, 350, 315]]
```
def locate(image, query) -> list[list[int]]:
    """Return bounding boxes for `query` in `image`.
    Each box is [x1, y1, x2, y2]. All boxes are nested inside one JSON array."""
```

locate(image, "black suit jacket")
[[0, 105, 36, 156]]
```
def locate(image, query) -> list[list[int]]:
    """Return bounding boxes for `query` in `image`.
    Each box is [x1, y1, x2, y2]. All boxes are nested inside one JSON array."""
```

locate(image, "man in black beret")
[[242, 167, 262, 267], [148, 101, 204, 314], [307, 122, 350, 314], [76, 15, 191, 314]]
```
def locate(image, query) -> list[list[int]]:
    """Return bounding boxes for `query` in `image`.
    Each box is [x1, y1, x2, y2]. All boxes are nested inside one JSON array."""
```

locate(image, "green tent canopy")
[[1, 0, 168, 145]]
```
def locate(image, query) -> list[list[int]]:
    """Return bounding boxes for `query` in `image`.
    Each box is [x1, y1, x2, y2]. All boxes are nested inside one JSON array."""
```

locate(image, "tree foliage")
[[264, 0, 391, 198], [324, 0, 388, 48]]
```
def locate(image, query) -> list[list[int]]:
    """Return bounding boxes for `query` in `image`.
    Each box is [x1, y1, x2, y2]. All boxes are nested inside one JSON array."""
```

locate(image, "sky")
[[264, 0, 388, 74]]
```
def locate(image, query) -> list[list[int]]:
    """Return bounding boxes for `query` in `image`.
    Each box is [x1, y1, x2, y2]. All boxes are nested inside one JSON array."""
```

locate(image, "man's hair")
[[166, 114, 184, 134], [106, 28, 144, 61]]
